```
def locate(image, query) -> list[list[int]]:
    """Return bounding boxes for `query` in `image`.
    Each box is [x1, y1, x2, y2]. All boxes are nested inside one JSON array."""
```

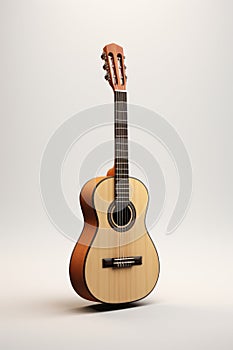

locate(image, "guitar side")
[[69, 177, 105, 302]]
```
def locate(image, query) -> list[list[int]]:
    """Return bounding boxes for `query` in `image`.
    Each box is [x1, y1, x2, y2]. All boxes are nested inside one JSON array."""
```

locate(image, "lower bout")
[[84, 236, 160, 304]]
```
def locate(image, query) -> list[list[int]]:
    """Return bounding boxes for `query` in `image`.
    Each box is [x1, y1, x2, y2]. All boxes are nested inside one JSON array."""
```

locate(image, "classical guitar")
[[69, 43, 160, 304]]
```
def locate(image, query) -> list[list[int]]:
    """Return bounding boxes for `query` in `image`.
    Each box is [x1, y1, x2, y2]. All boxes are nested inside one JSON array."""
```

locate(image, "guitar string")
[[122, 94, 124, 261], [121, 91, 127, 262], [115, 91, 128, 262], [122, 94, 125, 261], [124, 92, 128, 262], [120, 92, 124, 261]]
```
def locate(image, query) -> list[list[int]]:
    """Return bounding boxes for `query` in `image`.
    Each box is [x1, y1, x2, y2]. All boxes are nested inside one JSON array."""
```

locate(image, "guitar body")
[[69, 176, 160, 304]]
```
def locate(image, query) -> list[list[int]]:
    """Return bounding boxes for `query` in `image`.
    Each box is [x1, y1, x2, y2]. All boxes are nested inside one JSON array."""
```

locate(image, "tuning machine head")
[[104, 73, 110, 81], [101, 52, 107, 60], [103, 63, 108, 70]]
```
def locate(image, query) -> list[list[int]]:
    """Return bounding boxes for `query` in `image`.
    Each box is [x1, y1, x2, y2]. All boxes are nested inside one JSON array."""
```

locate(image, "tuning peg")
[[101, 52, 106, 60], [124, 65, 126, 69], [105, 73, 110, 81], [103, 63, 108, 70], [125, 75, 127, 80]]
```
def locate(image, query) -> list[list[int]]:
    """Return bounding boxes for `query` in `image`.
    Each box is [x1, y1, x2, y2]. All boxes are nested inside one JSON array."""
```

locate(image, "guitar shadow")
[[64, 297, 158, 314], [22, 295, 161, 316]]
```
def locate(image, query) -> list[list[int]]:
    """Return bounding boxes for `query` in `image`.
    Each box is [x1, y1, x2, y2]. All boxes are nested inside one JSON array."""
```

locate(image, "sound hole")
[[112, 205, 132, 227], [108, 201, 136, 232]]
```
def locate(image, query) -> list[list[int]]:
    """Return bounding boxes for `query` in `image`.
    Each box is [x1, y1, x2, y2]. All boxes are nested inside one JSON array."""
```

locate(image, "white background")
[[1, 1, 233, 349]]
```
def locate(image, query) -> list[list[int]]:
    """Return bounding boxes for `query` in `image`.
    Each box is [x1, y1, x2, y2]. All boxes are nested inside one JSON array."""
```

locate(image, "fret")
[[115, 187, 129, 190], [115, 119, 127, 123], [115, 190, 129, 192], [115, 187, 129, 189], [115, 189, 129, 192], [115, 198, 130, 200], [115, 186, 129, 189], [115, 194, 129, 197], [115, 122, 127, 126], [115, 194, 129, 196], [116, 195, 129, 197], [116, 190, 129, 192], [116, 191, 129, 194], [116, 133, 128, 136]]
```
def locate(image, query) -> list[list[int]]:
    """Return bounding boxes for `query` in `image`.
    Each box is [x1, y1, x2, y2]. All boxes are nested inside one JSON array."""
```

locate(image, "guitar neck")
[[114, 90, 129, 205]]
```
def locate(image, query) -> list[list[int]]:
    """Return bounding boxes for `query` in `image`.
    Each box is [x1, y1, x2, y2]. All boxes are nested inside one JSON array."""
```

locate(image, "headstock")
[[101, 43, 127, 91]]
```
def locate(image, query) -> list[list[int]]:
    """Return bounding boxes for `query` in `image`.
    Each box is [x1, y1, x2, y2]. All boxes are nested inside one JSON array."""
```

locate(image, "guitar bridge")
[[102, 256, 142, 269]]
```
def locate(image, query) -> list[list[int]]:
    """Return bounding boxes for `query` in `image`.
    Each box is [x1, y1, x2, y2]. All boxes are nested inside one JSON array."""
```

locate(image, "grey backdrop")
[[1, 1, 233, 349]]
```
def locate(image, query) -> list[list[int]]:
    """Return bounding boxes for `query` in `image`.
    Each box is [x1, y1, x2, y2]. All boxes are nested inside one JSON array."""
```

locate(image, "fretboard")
[[114, 91, 129, 207]]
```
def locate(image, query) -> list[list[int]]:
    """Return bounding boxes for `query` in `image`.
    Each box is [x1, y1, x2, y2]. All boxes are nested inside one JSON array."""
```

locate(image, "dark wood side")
[[69, 176, 106, 301]]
